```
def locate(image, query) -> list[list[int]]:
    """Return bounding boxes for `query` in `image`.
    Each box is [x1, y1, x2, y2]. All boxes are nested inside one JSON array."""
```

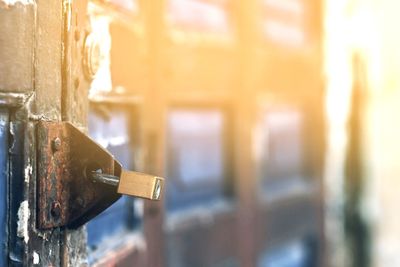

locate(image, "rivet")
[[52, 137, 62, 152], [50, 201, 61, 218], [76, 197, 85, 207]]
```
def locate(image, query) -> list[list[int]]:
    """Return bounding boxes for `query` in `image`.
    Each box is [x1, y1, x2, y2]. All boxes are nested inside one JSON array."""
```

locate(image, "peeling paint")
[[0, 92, 29, 107], [17, 200, 30, 244], [33, 229, 49, 241], [24, 92, 53, 121], [9, 122, 15, 153], [24, 165, 32, 183], [33, 251, 40, 265]]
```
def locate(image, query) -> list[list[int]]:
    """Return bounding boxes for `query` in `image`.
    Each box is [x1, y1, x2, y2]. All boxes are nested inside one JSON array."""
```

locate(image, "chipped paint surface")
[[33, 251, 40, 265], [24, 165, 32, 183], [17, 200, 30, 243]]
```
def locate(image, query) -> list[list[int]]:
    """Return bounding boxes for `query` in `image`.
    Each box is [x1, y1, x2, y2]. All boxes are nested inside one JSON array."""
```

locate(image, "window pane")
[[107, 0, 138, 12], [167, 0, 231, 34], [257, 109, 304, 191], [257, 239, 314, 267], [262, 0, 308, 47], [166, 109, 228, 210]]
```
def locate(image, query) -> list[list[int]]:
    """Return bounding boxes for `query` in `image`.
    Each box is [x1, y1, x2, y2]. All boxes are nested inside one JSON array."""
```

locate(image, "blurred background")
[[84, 0, 400, 266]]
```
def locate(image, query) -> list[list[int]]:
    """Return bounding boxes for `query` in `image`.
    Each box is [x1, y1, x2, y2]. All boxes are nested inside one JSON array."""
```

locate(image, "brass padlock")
[[92, 170, 164, 200]]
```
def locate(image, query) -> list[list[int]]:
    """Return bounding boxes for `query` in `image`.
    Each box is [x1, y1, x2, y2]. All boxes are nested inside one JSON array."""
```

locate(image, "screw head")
[[76, 197, 85, 207], [52, 137, 62, 152], [51, 201, 61, 218]]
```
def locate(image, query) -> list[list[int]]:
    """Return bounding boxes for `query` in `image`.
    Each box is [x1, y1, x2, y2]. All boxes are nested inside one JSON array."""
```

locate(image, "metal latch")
[[37, 121, 164, 229]]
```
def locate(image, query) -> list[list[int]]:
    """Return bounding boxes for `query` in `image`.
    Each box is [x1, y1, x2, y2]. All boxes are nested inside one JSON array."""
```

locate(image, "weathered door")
[[0, 0, 164, 266], [1, 0, 324, 266], [0, 109, 9, 266]]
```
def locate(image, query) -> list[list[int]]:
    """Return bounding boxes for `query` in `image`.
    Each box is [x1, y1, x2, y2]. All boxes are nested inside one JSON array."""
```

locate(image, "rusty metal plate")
[[37, 121, 122, 229]]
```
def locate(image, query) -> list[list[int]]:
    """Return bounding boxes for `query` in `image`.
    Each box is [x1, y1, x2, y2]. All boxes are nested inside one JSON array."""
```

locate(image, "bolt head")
[[76, 197, 85, 207], [52, 138, 62, 152], [51, 201, 61, 218]]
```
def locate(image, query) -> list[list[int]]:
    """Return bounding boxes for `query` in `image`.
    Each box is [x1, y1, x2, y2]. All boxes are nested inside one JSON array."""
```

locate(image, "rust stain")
[[37, 121, 121, 229]]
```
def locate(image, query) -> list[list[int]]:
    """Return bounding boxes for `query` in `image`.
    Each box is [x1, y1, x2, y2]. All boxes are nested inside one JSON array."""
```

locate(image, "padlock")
[[92, 170, 164, 200]]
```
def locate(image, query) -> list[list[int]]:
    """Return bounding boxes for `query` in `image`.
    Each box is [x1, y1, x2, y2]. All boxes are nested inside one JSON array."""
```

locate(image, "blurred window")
[[261, 0, 307, 47], [105, 0, 138, 12], [257, 239, 313, 267], [86, 104, 142, 259], [256, 108, 305, 192], [166, 108, 230, 211], [167, 0, 232, 34]]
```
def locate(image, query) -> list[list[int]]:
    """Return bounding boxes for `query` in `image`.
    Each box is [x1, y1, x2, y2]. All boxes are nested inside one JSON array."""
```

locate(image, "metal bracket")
[[37, 121, 122, 229]]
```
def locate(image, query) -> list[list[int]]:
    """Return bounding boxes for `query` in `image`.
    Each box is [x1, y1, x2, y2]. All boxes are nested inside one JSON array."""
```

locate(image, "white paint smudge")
[[33, 251, 40, 265], [24, 165, 32, 183], [17, 200, 30, 244]]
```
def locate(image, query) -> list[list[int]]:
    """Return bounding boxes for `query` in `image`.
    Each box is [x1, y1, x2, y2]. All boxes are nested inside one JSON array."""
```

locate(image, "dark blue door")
[[0, 109, 9, 267]]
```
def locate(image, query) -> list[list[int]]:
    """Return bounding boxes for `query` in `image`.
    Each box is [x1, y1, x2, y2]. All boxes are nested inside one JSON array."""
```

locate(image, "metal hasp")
[[37, 121, 122, 229]]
